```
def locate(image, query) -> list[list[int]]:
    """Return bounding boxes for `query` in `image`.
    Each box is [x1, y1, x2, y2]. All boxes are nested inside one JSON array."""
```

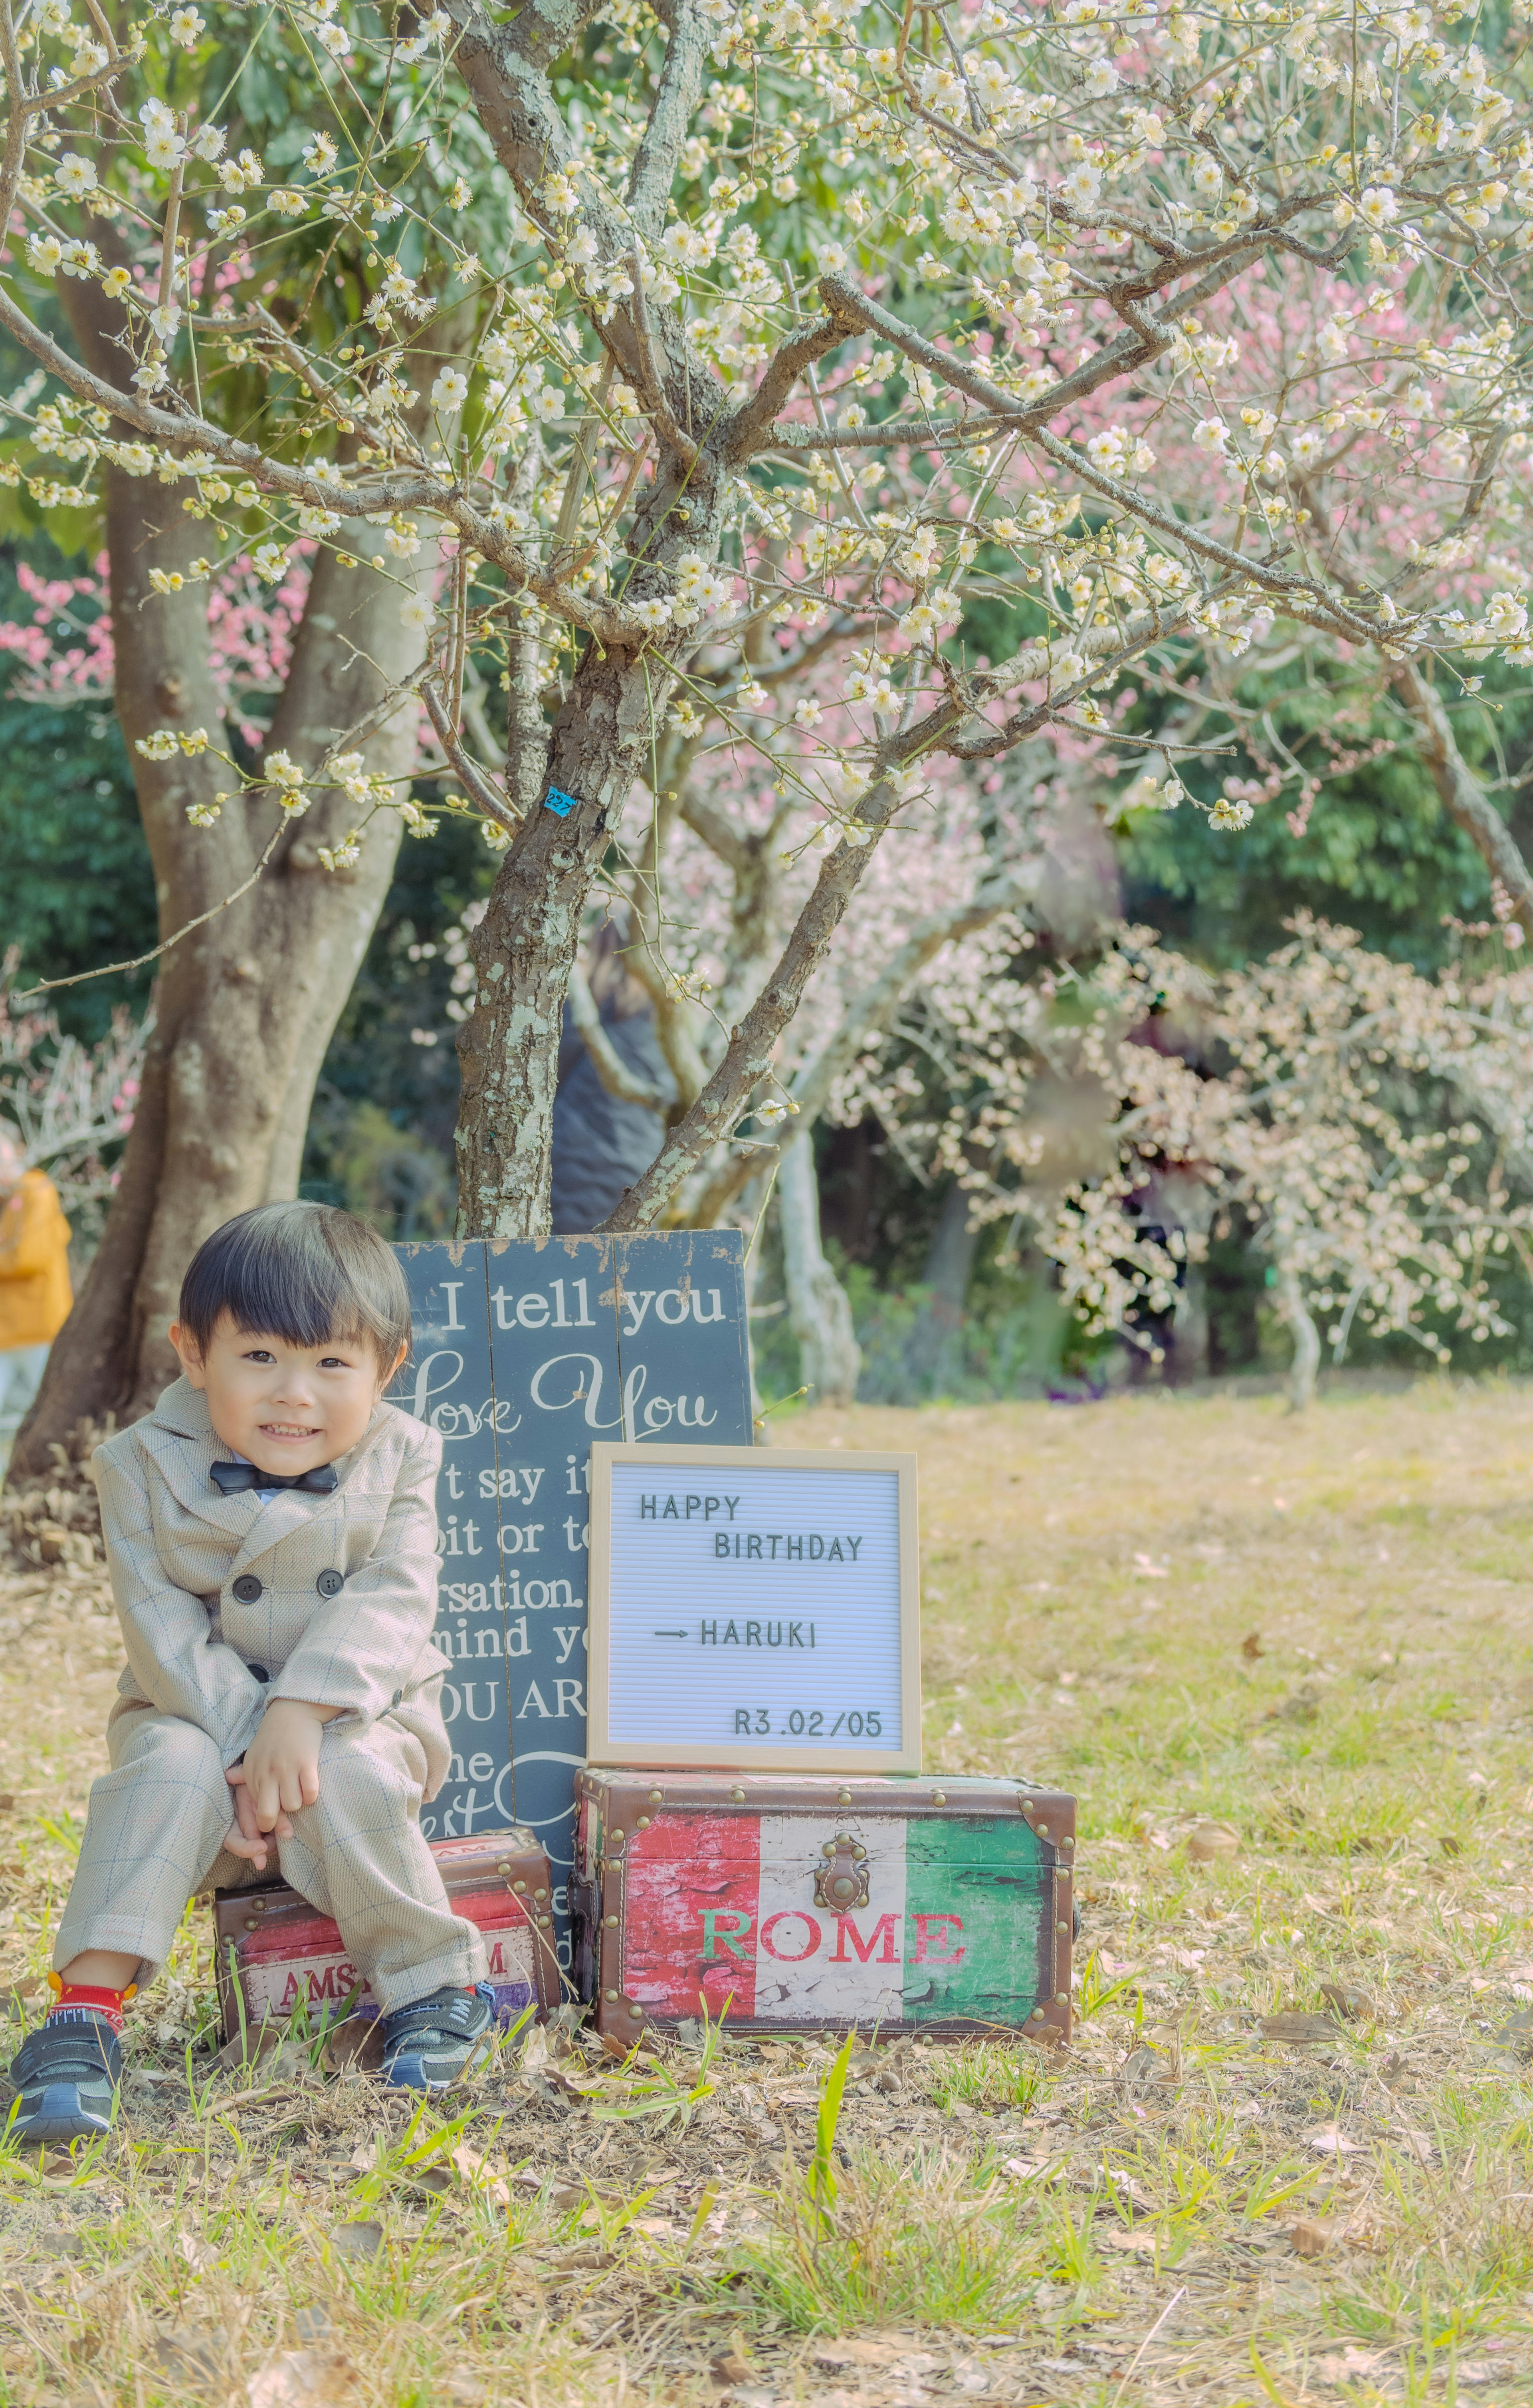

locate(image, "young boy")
[[7, 1201, 491, 2143]]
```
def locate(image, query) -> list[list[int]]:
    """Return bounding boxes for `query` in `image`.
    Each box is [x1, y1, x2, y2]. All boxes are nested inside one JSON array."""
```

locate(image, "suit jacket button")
[[232, 1574, 263, 1604], [316, 1568, 345, 1599]]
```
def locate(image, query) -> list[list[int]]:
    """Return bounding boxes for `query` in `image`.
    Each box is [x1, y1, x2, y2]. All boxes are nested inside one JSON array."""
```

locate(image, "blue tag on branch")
[[544, 785, 580, 817]]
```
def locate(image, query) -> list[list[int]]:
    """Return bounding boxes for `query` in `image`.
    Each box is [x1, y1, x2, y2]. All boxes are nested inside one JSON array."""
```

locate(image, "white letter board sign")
[[587, 1442, 920, 1771]]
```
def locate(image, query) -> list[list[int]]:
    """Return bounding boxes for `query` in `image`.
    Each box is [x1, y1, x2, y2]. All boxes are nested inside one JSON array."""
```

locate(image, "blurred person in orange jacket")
[[0, 1128, 71, 1443]]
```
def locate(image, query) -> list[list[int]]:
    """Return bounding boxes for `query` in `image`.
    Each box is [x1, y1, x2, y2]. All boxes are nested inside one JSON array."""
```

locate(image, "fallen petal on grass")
[[1288, 2217, 1338, 2257], [1304, 2124, 1359, 2155], [1317, 1982, 1379, 2021], [246, 2348, 358, 2408], [1261, 2012, 1346, 2045], [1185, 1821, 1240, 1862]]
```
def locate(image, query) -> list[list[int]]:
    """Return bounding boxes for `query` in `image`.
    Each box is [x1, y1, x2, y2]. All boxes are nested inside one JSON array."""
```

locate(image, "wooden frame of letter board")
[[586, 1440, 921, 1771]]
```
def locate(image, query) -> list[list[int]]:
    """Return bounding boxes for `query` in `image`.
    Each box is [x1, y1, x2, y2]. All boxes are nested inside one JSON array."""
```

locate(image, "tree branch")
[[764, 414, 1008, 451], [568, 962, 670, 1109], [617, 789, 711, 1107], [678, 785, 757, 878], [603, 772, 911, 1228], [819, 274, 1392, 647], [627, 245, 700, 467], [0, 269, 653, 648], [626, 0, 708, 240], [727, 311, 847, 457], [1393, 659, 1533, 939], [421, 681, 523, 835], [684, 865, 1039, 1225]]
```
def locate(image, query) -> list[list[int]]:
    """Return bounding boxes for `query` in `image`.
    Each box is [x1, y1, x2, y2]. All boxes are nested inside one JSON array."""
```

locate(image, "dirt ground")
[[0, 1379, 1531, 2406]]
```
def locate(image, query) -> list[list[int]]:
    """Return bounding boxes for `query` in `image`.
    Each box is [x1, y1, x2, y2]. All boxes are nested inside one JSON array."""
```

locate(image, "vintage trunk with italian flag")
[[572, 1770, 1075, 2042]]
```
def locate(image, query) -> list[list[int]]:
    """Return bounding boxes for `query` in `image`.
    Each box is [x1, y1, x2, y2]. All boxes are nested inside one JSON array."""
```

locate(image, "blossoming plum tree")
[[5, 0, 1533, 1456], [0, 950, 144, 1230], [886, 912, 1533, 1405]]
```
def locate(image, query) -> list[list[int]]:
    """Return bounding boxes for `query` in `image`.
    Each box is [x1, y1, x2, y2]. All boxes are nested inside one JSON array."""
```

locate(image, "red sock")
[[48, 1977, 135, 2033]]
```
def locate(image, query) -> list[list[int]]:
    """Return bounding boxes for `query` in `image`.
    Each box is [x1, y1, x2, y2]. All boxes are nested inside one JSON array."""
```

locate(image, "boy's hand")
[[223, 1767, 293, 1871], [237, 1700, 338, 1833]]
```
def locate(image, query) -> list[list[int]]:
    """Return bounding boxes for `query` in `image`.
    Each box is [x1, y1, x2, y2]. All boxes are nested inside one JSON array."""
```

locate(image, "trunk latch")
[[814, 1832, 870, 1910]]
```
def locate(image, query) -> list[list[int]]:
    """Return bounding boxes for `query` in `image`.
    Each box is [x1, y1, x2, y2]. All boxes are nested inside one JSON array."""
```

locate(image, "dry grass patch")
[[0, 1378, 1531, 2403]]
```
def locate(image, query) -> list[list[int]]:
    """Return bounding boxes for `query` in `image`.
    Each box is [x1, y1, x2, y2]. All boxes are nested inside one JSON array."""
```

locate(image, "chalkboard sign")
[[587, 1442, 921, 1771], [389, 1235, 753, 1968]]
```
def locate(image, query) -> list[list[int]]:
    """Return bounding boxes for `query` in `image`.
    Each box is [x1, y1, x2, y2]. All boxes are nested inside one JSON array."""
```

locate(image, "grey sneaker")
[[380, 1982, 495, 2092], [7, 2013, 120, 2144]]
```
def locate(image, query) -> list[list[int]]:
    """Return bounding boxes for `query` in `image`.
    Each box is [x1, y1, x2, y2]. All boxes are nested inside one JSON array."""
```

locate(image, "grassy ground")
[[1, 1380, 1532, 2406]]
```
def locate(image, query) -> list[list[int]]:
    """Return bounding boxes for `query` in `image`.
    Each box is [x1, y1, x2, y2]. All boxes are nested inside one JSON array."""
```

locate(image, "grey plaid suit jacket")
[[92, 1377, 452, 1796]]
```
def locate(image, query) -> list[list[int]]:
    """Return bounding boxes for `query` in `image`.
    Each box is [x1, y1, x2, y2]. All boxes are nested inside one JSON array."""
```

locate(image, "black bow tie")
[[210, 1461, 338, 1496]]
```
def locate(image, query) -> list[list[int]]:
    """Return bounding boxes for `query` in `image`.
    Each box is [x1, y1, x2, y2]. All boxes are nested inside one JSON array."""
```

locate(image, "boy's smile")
[[168, 1311, 402, 1477]]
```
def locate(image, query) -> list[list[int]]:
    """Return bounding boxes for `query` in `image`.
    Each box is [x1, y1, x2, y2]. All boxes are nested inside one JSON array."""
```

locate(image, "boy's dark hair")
[[178, 1202, 410, 1375]]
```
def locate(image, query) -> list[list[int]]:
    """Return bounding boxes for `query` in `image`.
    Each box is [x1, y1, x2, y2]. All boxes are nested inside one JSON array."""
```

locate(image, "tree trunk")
[[453, 447, 725, 1238], [778, 1133, 861, 1408], [1276, 1263, 1320, 1413], [501, 439, 552, 817], [899, 1179, 978, 1394], [11, 501, 434, 1471], [453, 651, 658, 1237], [1394, 660, 1533, 940], [739, 1166, 770, 1440], [1170, 1264, 1210, 1385], [4, 262, 463, 1475]]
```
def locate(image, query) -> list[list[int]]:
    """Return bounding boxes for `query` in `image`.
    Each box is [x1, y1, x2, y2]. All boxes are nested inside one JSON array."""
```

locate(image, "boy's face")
[[168, 1312, 400, 1476]]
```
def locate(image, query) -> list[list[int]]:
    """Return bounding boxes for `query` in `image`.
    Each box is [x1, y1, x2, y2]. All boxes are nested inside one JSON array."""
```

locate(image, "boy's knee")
[[111, 1715, 227, 1798], [300, 1739, 422, 1835]]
